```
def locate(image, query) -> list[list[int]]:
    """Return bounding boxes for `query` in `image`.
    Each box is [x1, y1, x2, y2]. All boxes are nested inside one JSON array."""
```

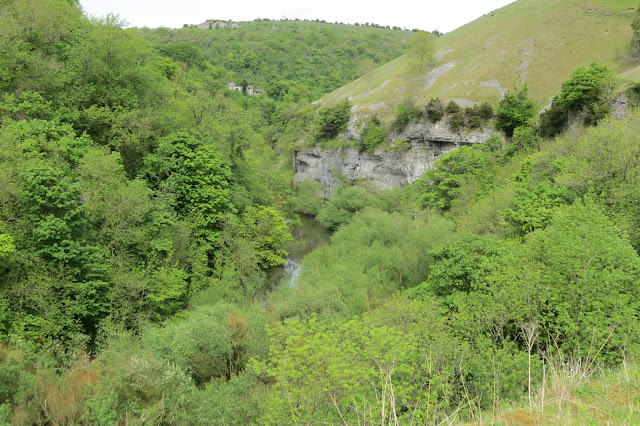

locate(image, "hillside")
[[134, 20, 412, 101], [320, 0, 639, 119]]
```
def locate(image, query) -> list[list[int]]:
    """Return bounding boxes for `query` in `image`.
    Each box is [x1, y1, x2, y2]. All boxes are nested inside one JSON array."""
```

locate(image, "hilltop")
[[320, 0, 640, 119], [134, 20, 413, 101]]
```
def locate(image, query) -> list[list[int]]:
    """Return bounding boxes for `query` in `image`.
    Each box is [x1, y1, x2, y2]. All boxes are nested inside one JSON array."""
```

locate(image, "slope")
[[134, 20, 413, 101], [320, 0, 639, 119]]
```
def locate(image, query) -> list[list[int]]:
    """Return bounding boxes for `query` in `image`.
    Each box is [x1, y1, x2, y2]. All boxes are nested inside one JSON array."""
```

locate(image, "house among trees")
[[228, 82, 264, 95]]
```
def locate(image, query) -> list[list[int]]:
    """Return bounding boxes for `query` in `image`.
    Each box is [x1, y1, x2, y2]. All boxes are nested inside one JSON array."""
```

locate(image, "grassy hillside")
[[134, 20, 412, 101], [321, 0, 639, 119]]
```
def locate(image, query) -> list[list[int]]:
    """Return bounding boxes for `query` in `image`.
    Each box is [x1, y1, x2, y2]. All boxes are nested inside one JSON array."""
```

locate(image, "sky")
[[79, 0, 516, 33]]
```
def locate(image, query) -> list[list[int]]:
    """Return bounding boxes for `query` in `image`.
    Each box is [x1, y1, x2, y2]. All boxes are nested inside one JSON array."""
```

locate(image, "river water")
[[265, 214, 331, 290]]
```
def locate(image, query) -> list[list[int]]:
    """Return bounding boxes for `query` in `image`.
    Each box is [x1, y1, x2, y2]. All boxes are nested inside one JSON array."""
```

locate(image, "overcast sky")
[[79, 0, 516, 33]]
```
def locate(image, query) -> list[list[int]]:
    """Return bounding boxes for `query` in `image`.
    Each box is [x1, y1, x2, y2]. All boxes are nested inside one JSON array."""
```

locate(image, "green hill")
[[320, 0, 639, 119], [134, 20, 412, 101]]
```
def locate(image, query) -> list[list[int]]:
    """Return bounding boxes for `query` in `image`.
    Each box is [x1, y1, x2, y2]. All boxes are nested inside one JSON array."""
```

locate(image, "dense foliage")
[[1, 0, 640, 424], [135, 21, 410, 101], [539, 62, 615, 137], [495, 84, 536, 137]]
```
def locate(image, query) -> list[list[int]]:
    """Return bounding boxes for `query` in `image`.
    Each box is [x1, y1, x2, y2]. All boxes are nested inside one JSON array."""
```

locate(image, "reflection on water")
[[265, 214, 330, 291]]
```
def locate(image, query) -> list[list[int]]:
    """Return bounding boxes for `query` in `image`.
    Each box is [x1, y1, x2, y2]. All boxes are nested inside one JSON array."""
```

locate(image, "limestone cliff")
[[294, 119, 494, 194]]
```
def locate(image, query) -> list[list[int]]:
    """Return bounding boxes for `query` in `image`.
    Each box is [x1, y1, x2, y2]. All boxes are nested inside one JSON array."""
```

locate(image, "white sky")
[[79, 0, 516, 33]]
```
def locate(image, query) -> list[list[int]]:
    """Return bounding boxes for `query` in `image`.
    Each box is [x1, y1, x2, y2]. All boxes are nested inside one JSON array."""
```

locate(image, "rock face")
[[294, 120, 493, 194], [610, 94, 629, 120], [195, 20, 240, 29]]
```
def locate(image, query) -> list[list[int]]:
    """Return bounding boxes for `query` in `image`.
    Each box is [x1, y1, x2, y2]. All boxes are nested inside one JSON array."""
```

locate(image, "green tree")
[[141, 133, 235, 244], [414, 145, 487, 211], [540, 63, 615, 136], [408, 31, 435, 71], [158, 42, 208, 69], [495, 84, 536, 137], [392, 98, 422, 132], [528, 202, 640, 359], [316, 186, 384, 230], [313, 100, 351, 140], [501, 181, 571, 236], [357, 58, 376, 92], [239, 205, 292, 268]]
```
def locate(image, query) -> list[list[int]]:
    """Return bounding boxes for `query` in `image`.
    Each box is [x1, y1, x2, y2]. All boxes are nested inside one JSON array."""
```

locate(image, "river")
[[265, 214, 331, 290]]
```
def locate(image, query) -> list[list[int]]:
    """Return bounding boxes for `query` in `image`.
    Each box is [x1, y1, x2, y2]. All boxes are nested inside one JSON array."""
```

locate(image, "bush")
[[360, 117, 388, 152], [628, 82, 640, 107], [539, 99, 568, 138], [495, 85, 536, 137], [484, 133, 503, 152], [425, 98, 445, 123], [447, 111, 465, 132], [391, 137, 411, 151], [504, 126, 540, 158], [464, 107, 482, 129], [392, 99, 422, 132], [475, 102, 495, 120], [316, 186, 384, 230], [445, 100, 461, 114], [141, 302, 269, 384], [539, 63, 616, 137], [314, 100, 352, 140], [414, 145, 487, 210], [293, 180, 324, 216]]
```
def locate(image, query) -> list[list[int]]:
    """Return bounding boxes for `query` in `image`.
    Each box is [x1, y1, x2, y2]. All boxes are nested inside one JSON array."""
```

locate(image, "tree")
[[141, 133, 235, 243], [313, 100, 351, 140], [239, 205, 292, 268], [540, 63, 615, 136], [158, 42, 208, 69], [414, 145, 487, 211], [408, 31, 435, 71], [316, 186, 384, 230], [495, 84, 536, 137], [556, 62, 615, 112], [357, 58, 376, 92]]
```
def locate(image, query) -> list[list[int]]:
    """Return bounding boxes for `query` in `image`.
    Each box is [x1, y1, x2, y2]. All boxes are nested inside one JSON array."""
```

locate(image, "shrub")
[[495, 85, 536, 137], [392, 99, 422, 132], [539, 63, 616, 137], [504, 126, 540, 158], [414, 145, 487, 210], [447, 111, 465, 132], [445, 100, 461, 114], [392, 138, 411, 151], [464, 107, 482, 129], [360, 117, 388, 152], [484, 133, 503, 152], [294, 180, 324, 216], [425, 98, 445, 123], [314, 99, 352, 140], [475, 102, 495, 120], [539, 99, 568, 138], [316, 186, 384, 230]]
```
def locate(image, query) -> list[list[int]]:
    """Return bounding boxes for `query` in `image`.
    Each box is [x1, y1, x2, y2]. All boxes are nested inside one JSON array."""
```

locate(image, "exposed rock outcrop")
[[195, 20, 239, 29], [294, 120, 493, 194], [611, 94, 629, 119]]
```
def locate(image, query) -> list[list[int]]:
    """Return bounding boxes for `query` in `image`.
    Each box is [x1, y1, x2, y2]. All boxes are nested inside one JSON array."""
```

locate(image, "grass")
[[320, 0, 640, 122], [489, 358, 640, 425]]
